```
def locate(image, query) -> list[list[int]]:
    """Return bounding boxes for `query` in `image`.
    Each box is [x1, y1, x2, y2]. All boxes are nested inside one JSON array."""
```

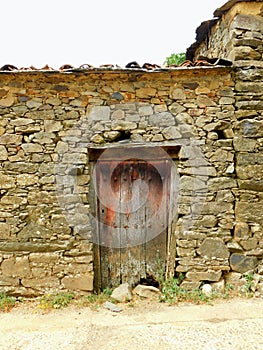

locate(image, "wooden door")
[[91, 151, 174, 291]]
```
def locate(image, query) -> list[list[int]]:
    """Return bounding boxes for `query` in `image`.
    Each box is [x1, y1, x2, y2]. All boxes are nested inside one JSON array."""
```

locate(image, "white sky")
[[1, 0, 226, 69]]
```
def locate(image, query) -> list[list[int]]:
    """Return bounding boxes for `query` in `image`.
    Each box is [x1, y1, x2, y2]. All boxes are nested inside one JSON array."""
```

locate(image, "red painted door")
[[92, 156, 173, 290]]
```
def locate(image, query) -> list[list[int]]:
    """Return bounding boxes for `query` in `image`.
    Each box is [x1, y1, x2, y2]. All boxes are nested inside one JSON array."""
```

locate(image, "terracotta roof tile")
[[0, 59, 232, 73]]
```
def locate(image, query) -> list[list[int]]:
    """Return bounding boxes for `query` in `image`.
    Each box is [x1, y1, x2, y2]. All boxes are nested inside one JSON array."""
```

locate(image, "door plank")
[[92, 155, 176, 290]]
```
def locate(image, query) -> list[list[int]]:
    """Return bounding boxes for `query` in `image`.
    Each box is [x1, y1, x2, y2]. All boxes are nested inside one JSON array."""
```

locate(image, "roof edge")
[[214, 0, 261, 17], [186, 0, 262, 61]]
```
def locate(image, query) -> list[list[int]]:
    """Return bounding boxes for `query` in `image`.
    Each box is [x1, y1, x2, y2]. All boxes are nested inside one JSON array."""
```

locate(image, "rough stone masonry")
[[0, 0, 263, 296]]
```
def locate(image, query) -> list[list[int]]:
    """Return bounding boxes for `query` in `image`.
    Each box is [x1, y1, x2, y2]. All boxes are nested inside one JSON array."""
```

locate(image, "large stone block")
[[194, 202, 233, 215], [136, 87, 156, 98], [232, 46, 261, 61], [198, 238, 230, 259], [17, 174, 39, 186], [208, 177, 237, 191], [0, 175, 16, 189], [233, 137, 256, 152], [236, 153, 263, 165], [62, 274, 93, 291], [1, 257, 30, 278], [237, 120, 263, 138], [230, 254, 258, 274], [21, 276, 60, 289], [238, 180, 263, 192], [88, 106, 110, 121], [0, 134, 23, 145], [186, 270, 222, 282], [236, 202, 263, 223], [149, 112, 175, 127], [17, 222, 53, 240], [232, 14, 263, 33], [0, 241, 70, 252], [0, 222, 11, 239], [21, 143, 43, 153], [235, 82, 263, 93], [236, 165, 263, 180]]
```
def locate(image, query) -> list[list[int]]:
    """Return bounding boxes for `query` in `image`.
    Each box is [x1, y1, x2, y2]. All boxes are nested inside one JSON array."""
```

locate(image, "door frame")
[[89, 145, 180, 292]]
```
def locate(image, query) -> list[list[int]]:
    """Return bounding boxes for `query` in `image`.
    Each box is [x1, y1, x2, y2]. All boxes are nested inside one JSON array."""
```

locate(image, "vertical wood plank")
[[91, 153, 177, 290]]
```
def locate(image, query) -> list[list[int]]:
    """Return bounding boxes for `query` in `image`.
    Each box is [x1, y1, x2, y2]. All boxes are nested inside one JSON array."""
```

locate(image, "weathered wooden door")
[[91, 147, 176, 291]]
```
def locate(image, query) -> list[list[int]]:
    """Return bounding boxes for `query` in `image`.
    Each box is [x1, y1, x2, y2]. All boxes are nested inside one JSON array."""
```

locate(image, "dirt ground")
[[0, 297, 262, 350]]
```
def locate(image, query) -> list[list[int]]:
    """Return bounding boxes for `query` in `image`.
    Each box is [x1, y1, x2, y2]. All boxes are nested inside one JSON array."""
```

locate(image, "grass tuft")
[[0, 293, 16, 312]]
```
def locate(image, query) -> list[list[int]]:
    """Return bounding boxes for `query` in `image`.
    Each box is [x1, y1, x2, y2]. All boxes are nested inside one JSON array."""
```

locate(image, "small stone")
[[154, 105, 167, 113], [136, 87, 156, 98], [170, 87, 186, 100], [104, 131, 121, 141], [224, 272, 242, 283], [198, 215, 217, 228], [226, 163, 235, 174], [240, 238, 258, 251], [104, 301, 122, 313], [227, 241, 243, 253], [211, 280, 225, 294], [21, 143, 43, 153], [201, 284, 212, 297], [0, 96, 15, 107], [90, 134, 105, 144], [111, 283, 132, 302], [0, 145, 8, 160], [151, 134, 164, 142], [111, 120, 137, 131], [111, 109, 125, 120], [110, 92, 124, 100], [162, 126, 181, 140], [44, 120, 62, 132], [133, 284, 160, 299], [168, 103, 186, 114], [234, 222, 250, 239], [55, 141, 68, 153], [138, 106, 153, 116], [197, 95, 216, 107], [26, 100, 42, 109], [180, 281, 201, 290]]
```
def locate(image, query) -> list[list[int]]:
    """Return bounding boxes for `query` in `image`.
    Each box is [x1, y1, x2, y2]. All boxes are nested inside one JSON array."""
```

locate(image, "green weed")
[[243, 273, 254, 296], [164, 53, 186, 66], [39, 292, 74, 309], [0, 293, 16, 312], [83, 288, 113, 307], [159, 275, 211, 305]]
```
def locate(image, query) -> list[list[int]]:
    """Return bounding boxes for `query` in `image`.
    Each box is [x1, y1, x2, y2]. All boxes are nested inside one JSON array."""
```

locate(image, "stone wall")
[[185, 0, 263, 293], [190, 1, 263, 62], [0, 64, 262, 296]]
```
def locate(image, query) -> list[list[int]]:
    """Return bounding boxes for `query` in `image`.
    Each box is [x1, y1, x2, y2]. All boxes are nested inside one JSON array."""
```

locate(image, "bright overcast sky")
[[1, 0, 226, 69]]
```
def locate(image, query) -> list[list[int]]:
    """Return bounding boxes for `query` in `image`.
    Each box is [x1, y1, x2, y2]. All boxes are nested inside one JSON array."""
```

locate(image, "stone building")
[[0, 0, 262, 296]]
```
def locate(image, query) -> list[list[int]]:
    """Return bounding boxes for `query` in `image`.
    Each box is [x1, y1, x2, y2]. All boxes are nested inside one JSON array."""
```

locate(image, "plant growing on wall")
[[164, 52, 186, 66]]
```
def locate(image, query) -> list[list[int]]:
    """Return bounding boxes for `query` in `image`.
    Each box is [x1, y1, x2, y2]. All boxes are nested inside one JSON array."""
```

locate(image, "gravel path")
[[0, 298, 262, 350]]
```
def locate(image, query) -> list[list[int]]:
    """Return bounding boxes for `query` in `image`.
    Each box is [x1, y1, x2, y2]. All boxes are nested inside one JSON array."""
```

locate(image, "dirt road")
[[0, 298, 262, 350]]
